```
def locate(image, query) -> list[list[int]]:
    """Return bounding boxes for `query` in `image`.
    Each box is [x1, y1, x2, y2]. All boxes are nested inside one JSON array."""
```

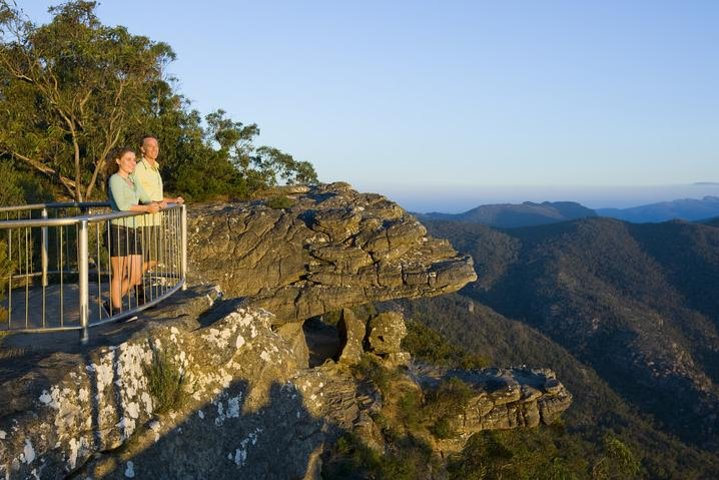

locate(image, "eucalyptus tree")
[[0, 1, 174, 201]]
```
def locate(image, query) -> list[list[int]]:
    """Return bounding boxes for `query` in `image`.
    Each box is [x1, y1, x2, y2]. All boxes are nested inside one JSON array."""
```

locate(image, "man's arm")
[[163, 196, 184, 205]]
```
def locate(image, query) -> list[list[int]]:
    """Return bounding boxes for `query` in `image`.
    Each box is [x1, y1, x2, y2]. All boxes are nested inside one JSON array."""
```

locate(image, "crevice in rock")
[[304, 317, 341, 368]]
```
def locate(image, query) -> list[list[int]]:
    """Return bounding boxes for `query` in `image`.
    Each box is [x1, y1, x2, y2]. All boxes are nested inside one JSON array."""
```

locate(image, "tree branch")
[[10, 151, 77, 198]]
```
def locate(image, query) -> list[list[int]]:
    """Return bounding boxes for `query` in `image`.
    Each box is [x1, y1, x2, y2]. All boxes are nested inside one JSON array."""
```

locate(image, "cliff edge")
[[0, 184, 571, 479]]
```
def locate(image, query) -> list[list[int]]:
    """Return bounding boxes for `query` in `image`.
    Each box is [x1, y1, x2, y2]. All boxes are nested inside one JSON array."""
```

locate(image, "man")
[[131, 135, 184, 303]]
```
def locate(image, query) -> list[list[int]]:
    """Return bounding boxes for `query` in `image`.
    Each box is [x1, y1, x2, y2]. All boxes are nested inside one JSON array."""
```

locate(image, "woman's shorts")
[[107, 225, 141, 257]]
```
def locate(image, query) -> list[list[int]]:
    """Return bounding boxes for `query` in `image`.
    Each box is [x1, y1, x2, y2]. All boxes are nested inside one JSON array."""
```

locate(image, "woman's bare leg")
[[128, 255, 143, 288], [110, 256, 127, 309]]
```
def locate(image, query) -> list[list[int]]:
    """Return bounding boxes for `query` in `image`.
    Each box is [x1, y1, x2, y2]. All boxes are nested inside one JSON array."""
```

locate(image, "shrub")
[[592, 435, 641, 480], [397, 390, 423, 431], [265, 195, 295, 209], [424, 377, 474, 439], [352, 353, 397, 396], [324, 431, 434, 480], [430, 415, 455, 439], [144, 348, 188, 414]]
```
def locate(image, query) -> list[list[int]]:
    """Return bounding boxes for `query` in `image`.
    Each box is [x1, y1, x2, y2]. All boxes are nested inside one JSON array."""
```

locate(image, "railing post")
[[181, 204, 187, 291], [79, 219, 90, 343], [41, 208, 49, 287]]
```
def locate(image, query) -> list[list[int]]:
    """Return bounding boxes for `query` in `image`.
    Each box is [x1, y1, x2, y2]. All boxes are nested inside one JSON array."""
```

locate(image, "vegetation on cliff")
[[394, 294, 719, 478]]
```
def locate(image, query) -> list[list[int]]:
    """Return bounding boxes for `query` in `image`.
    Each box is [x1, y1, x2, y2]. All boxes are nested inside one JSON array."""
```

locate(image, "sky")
[[22, 1, 719, 212]]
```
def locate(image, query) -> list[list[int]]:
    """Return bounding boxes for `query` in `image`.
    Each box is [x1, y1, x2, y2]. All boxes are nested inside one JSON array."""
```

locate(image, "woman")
[[106, 147, 161, 312]]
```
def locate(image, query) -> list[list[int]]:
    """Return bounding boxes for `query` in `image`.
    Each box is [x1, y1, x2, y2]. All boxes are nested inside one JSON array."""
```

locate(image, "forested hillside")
[[415, 218, 719, 476], [385, 294, 719, 478]]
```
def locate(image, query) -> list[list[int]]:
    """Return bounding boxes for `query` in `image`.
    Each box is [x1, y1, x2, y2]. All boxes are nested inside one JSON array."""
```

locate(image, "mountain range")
[[417, 201, 597, 228], [598, 196, 719, 223], [417, 196, 719, 227]]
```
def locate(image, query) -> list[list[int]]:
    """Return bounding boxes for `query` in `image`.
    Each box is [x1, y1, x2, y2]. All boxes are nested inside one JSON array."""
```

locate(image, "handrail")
[[0, 201, 110, 213], [0, 201, 187, 342], [0, 204, 180, 229]]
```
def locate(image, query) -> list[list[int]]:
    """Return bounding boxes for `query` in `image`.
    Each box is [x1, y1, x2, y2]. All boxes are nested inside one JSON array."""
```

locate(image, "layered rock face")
[[0, 291, 571, 479], [187, 183, 477, 324], [417, 367, 573, 432]]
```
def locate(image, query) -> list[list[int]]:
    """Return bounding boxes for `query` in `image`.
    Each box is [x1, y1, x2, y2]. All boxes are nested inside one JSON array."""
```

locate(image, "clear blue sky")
[[24, 1, 719, 211]]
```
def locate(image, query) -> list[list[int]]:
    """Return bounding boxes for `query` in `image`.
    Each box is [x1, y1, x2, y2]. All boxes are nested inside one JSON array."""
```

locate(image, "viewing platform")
[[0, 202, 187, 342]]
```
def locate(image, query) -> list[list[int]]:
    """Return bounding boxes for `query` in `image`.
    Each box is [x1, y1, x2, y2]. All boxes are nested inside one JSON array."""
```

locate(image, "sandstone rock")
[[417, 366, 573, 435], [353, 412, 385, 454], [0, 182, 575, 478], [275, 321, 310, 369], [0, 292, 572, 479], [368, 311, 407, 355], [337, 308, 365, 365], [187, 183, 477, 325], [382, 351, 411, 368], [0, 295, 369, 479]]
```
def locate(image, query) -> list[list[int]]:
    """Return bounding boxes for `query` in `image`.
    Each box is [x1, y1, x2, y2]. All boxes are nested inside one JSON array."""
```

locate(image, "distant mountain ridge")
[[417, 201, 597, 228], [597, 195, 719, 223], [417, 195, 719, 228]]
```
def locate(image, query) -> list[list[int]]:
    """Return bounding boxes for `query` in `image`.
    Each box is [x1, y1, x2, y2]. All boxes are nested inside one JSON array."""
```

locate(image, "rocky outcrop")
[[0, 288, 351, 479], [187, 183, 476, 325], [0, 184, 572, 478], [418, 366, 573, 432], [0, 287, 571, 479]]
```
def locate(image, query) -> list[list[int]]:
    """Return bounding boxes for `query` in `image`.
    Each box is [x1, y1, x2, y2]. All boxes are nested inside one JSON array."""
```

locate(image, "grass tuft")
[[144, 348, 188, 414]]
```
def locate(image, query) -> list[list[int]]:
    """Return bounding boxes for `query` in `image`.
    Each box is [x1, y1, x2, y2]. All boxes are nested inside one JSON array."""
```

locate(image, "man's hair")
[[140, 134, 158, 147]]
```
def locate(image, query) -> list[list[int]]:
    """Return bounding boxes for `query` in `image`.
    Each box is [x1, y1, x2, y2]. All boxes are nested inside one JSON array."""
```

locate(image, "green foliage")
[[351, 353, 397, 396], [0, 161, 53, 206], [253, 146, 318, 186], [0, 0, 175, 201], [403, 319, 490, 369], [265, 195, 295, 210], [0, 2, 318, 203], [424, 377, 473, 439], [324, 431, 434, 480], [448, 428, 593, 480], [144, 348, 188, 414], [396, 389, 422, 431], [395, 293, 719, 478], [591, 435, 641, 480], [417, 217, 719, 477]]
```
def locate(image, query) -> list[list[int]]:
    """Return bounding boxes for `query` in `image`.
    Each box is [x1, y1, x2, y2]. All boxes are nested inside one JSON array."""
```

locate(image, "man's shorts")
[[140, 225, 163, 263], [107, 225, 141, 257]]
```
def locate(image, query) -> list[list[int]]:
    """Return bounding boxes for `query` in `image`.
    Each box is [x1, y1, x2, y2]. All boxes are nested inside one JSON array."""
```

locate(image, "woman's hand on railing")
[[146, 202, 161, 214]]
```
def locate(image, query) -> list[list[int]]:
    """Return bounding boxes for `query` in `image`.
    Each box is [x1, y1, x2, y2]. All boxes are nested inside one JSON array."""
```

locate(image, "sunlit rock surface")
[[187, 183, 477, 324]]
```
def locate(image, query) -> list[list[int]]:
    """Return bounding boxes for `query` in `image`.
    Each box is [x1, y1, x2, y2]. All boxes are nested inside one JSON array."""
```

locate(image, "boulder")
[[367, 311, 407, 355], [337, 308, 365, 365]]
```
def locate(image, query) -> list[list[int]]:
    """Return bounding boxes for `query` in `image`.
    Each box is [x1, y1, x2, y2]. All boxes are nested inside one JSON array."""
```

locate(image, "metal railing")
[[0, 202, 187, 342]]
